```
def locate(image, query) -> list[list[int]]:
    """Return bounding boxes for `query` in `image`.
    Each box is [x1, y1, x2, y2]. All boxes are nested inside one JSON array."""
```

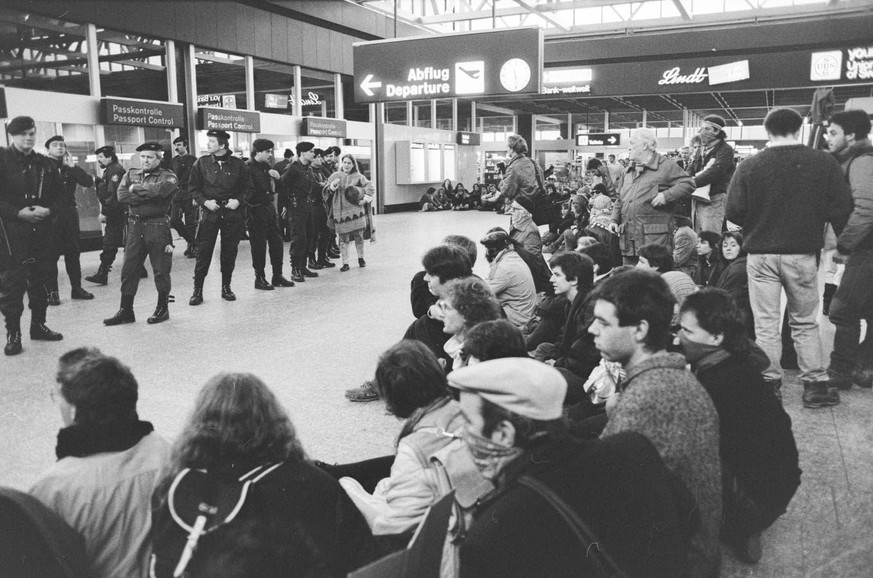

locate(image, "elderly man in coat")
[[608, 128, 694, 265]]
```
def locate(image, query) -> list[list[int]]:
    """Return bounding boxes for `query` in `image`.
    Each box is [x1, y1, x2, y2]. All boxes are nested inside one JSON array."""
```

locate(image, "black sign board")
[[198, 108, 261, 133], [354, 28, 542, 104], [101, 98, 185, 128], [0, 88, 6, 119], [577, 133, 621, 147], [301, 117, 347, 138], [457, 132, 481, 146]]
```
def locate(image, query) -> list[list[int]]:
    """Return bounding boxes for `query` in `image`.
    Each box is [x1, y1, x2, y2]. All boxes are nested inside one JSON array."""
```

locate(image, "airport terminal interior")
[[1, 0, 873, 576]]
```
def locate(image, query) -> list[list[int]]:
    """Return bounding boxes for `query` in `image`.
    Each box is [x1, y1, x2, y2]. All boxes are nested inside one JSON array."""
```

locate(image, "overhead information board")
[[354, 28, 542, 104]]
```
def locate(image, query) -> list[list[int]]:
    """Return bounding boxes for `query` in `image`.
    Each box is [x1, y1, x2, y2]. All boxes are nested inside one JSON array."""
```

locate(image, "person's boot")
[[358, 258, 367, 268], [140, 266, 148, 279], [271, 273, 295, 287], [764, 378, 782, 402], [46, 291, 60, 306], [308, 258, 323, 270], [147, 293, 170, 324], [189, 285, 204, 306], [822, 282, 838, 316], [104, 295, 136, 326], [254, 273, 274, 290], [291, 268, 305, 283], [221, 285, 236, 301], [71, 286, 94, 300], [84, 263, 111, 285], [802, 380, 840, 408], [5, 330, 22, 356], [317, 258, 336, 268], [301, 266, 318, 278]]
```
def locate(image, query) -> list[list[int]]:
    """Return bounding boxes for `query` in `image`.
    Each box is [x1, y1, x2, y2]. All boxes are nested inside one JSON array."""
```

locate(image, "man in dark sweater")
[[726, 108, 853, 408]]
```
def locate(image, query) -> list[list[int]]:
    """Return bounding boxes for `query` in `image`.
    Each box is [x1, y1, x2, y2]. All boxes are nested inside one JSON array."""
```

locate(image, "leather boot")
[[301, 267, 318, 278], [30, 314, 63, 340], [47, 291, 61, 306], [221, 285, 237, 301], [104, 295, 136, 326], [147, 293, 170, 324], [189, 286, 204, 306], [71, 286, 94, 300], [271, 273, 295, 287], [84, 263, 111, 285], [5, 330, 22, 356], [802, 380, 840, 409], [822, 282, 838, 316], [255, 274, 274, 290], [291, 268, 305, 283], [308, 258, 323, 270]]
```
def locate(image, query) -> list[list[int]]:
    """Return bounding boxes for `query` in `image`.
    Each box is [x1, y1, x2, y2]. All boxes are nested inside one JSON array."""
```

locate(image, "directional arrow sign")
[[360, 74, 382, 97], [576, 133, 621, 147]]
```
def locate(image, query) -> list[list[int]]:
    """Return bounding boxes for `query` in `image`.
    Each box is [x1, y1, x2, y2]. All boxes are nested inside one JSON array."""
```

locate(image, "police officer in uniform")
[[169, 136, 197, 258], [188, 129, 253, 305], [246, 139, 294, 290], [104, 142, 178, 326], [306, 148, 335, 271], [43, 135, 95, 304], [279, 141, 320, 283], [84, 145, 127, 285], [0, 116, 64, 355]]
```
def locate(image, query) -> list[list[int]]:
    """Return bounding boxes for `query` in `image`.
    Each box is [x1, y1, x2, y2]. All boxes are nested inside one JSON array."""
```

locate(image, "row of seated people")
[[419, 179, 480, 211]]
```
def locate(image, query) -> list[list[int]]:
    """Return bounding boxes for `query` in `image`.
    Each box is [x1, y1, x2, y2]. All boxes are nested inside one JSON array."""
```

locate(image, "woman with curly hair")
[[440, 277, 503, 371], [151, 373, 376, 577], [325, 154, 375, 271]]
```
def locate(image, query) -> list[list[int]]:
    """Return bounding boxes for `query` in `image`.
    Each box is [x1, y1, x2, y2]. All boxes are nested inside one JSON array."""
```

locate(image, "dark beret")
[[136, 142, 163, 152], [45, 135, 65, 149], [6, 116, 35, 135], [296, 141, 315, 155], [172, 136, 188, 145], [206, 129, 231, 140], [251, 138, 275, 153], [95, 146, 116, 157], [283, 148, 294, 158], [313, 148, 326, 157]]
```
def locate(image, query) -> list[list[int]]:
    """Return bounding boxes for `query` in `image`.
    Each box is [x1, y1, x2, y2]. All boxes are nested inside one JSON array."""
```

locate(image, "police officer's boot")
[[221, 285, 237, 301], [85, 263, 111, 285], [30, 309, 63, 340], [189, 285, 204, 306], [5, 320, 22, 356], [104, 295, 136, 326], [301, 266, 319, 278], [46, 291, 61, 306], [147, 293, 170, 324], [255, 272, 274, 290]]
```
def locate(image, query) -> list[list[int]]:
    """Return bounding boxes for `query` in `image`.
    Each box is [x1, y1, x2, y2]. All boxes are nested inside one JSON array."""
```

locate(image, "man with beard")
[[689, 115, 735, 233], [43, 135, 94, 304], [84, 145, 127, 285]]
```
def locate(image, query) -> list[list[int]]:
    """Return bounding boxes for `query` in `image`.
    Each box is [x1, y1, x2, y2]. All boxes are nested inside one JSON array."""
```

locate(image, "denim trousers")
[[828, 251, 873, 378], [747, 253, 827, 382]]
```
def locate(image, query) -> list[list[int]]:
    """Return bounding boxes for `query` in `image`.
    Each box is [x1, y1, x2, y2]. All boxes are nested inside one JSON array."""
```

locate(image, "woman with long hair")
[[325, 154, 375, 271], [714, 231, 754, 338], [152, 373, 376, 577]]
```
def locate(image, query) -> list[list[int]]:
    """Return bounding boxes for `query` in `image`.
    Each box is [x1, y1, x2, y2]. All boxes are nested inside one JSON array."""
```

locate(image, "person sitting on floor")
[[678, 289, 800, 564], [439, 277, 503, 371], [480, 229, 537, 329], [673, 215, 699, 279], [637, 243, 698, 330], [713, 231, 755, 338], [419, 187, 438, 212], [695, 230, 725, 287]]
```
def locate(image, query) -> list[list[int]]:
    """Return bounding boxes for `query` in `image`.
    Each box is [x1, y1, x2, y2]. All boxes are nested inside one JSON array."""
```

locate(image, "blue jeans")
[[747, 253, 827, 383], [828, 251, 873, 378]]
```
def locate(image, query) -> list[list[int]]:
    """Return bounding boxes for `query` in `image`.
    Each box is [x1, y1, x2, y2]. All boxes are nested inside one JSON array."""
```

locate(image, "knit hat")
[[513, 195, 534, 215], [588, 192, 614, 230], [6, 116, 35, 135], [448, 358, 567, 420], [701, 115, 727, 137], [480, 229, 511, 249]]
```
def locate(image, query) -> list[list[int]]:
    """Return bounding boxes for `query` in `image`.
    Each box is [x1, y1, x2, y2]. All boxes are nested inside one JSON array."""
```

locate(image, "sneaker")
[[345, 380, 379, 402], [340, 264, 350, 272]]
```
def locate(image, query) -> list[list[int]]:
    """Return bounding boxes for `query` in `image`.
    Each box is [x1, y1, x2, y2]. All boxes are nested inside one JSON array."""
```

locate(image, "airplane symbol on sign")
[[360, 74, 381, 97], [458, 66, 481, 79]]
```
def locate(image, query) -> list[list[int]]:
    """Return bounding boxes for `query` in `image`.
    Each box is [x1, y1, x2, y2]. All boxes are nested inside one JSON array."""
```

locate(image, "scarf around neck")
[[55, 420, 154, 460]]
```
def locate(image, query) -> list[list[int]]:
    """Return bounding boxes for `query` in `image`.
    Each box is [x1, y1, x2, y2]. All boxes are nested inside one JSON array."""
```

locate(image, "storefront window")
[[0, 8, 89, 95], [97, 29, 168, 101], [196, 49, 247, 110], [300, 67, 335, 118], [253, 57, 295, 115]]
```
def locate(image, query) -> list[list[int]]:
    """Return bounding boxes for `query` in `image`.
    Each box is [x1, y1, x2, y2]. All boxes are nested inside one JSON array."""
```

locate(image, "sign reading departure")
[[197, 107, 261, 132], [101, 98, 185, 128], [353, 28, 542, 103], [577, 133, 621, 147]]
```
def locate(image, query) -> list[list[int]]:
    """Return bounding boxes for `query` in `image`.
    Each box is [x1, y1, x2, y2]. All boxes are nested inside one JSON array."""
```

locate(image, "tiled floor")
[[1, 209, 871, 576]]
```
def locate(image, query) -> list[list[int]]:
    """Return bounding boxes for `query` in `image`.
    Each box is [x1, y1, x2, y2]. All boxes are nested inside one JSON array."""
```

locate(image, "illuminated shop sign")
[[542, 67, 593, 95], [101, 98, 185, 128], [198, 107, 261, 132], [811, 47, 873, 81], [656, 61, 750, 86], [265, 92, 326, 109], [353, 28, 542, 103]]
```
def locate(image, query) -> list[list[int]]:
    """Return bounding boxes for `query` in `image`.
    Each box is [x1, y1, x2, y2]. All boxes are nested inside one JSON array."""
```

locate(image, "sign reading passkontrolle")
[[197, 108, 261, 133], [101, 98, 185, 128], [353, 28, 542, 104]]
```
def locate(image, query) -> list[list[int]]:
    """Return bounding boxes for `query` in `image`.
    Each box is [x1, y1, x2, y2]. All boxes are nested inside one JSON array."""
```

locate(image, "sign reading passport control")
[[198, 108, 261, 133]]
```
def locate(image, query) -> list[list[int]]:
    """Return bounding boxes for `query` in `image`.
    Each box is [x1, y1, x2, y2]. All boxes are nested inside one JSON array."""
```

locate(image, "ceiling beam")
[[512, 0, 570, 31], [671, 0, 692, 22]]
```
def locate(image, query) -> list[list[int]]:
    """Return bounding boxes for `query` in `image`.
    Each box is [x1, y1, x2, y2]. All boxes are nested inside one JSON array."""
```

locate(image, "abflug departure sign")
[[354, 28, 542, 104]]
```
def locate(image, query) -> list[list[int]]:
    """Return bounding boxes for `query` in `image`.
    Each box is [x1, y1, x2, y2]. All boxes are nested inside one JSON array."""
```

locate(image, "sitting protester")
[[714, 231, 755, 338], [419, 186, 438, 212], [31, 348, 171, 578], [679, 289, 800, 563], [592, 270, 722, 577], [542, 201, 574, 254], [151, 373, 376, 578], [478, 184, 503, 212], [433, 187, 451, 210], [695, 230, 725, 287], [558, 194, 591, 253], [637, 243, 698, 329], [463, 319, 529, 363], [673, 215, 699, 279], [508, 196, 543, 255], [450, 358, 695, 577], [452, 183, 472, 210], [440, 277, 503, 370], [480, 229, 537, 329]]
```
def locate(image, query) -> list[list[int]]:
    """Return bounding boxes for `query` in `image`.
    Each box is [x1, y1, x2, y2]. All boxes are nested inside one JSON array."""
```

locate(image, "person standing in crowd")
[[273, 148, 295, 240], [43, 135, 94, 304], [188, 129, 253, 305], [480, 229, 536, 329], [306, 148, 335, 271], [31, 349, 170, 578], [726, 107, 853, 408], [169, 137, 197, 258], [499, 134, 542, 205], [321, 145, 342, 259], [592, 269, 722, 577], [678, 289, 800, 564], [689, 115, 736, 233], [824, 109, 873, 392], [84, 145, 127, 286], [273, 148, 294, 175], [676, 145, 692, 170], [246, 139, 294, 290], [103, 142, 177, 326], [608, 128, 694, 265], [450, 357, 695, 577], [325, 154, 374, 272], [605, 153, 624, 185], [0, 116, 64, 355], [280, 141, 320, 283]]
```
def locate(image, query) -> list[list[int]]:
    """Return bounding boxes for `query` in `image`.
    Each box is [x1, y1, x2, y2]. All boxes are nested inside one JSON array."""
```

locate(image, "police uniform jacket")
[[96, 161, 126, 216], [245, 159, 277, 206], [170, 154, 196, 201], [51, 158, 94, 208], [0, 146, 63, 264], [279, 159, 320, 213], [117, 167, 178, 218], [188, 152, 252, 206]]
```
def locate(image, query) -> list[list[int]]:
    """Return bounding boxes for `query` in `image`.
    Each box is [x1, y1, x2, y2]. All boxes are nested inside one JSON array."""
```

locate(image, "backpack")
[[519, 157, 558, 227], [149, 463, 283, 578]]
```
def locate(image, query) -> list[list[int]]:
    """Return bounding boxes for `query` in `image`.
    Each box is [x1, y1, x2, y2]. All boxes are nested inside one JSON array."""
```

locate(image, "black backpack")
[[518, 157, 558, 227]]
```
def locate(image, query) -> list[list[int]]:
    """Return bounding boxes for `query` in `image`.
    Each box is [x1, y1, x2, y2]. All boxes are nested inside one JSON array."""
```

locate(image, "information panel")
[[576, 133, 621, 147], [197, 107, 261, 132], [101, 98, 185, 128], [354, 28, 542, 104]]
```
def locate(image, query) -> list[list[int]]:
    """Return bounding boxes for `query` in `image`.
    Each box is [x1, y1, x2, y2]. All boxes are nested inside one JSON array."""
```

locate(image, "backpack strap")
[[518, 475, 628, 578]]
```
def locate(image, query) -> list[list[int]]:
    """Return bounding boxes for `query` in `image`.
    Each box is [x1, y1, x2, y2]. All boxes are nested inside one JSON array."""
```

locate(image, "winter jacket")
[[487, 248, 537, 328], [714, 255, 754, 335], [509, 210, 542, 255], [553, 288, 601, 381], [500, 154, 542, 200], [612, 153, 694, 257], [834, 138, 873, 255], [689, 139, 735, 200], [189, 152, 252, 206]]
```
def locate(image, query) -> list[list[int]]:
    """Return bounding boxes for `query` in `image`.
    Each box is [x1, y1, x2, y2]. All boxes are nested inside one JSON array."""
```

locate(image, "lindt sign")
[[658, 67, 708, 85]]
